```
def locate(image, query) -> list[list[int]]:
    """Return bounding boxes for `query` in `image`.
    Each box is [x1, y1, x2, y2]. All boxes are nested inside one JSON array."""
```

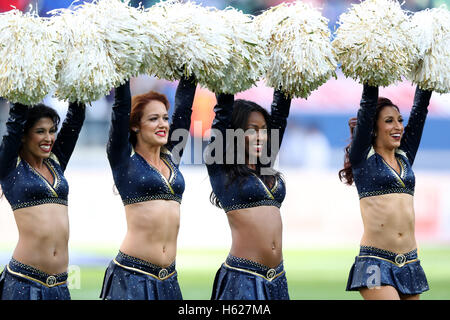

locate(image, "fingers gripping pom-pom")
[[409, 6, 450, 94], [255, 0, 337, 99], [332, 0, 418, 87]]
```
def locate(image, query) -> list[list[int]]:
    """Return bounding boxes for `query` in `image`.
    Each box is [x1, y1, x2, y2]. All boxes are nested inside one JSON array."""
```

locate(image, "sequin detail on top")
[[1, 156, 69, 211], [353, 148, 415, 199], [209, 168, 286, 213], [112, 151, 184, 206]]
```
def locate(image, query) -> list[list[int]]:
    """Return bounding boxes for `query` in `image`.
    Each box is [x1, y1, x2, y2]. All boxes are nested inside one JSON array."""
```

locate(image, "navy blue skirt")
[[100, 251, 182, 300], [0, 258, 70, 300], [346, 246, 429, 295], [211, 255, 290, 300]]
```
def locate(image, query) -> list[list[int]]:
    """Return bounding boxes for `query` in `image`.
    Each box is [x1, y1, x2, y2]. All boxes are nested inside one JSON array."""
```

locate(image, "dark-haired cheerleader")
[[339, 84, 432, 300], [207, 90, 292, 300], [0, 101, 85, 300]]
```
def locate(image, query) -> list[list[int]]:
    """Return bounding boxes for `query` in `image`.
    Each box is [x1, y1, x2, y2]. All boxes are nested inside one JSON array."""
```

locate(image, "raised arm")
[[107, 80, 132, 169], [269, 89, 292, 159], [52, 102, 86, 172], [205, 93, 234, 167], [348, 84, 379, 166], [399, 87, 432, 165], [166, 75, 197, 160], [0, 103, 28, 179]]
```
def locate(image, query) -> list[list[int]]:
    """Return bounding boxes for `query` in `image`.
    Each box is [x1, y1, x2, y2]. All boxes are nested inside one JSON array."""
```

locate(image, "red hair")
[[129, 91, 170, 147]]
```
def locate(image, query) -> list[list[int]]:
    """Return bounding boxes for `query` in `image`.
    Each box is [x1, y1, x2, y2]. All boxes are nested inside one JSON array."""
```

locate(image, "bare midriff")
[[226, 206, 282, 268], [120, 199, 180, 268], [13, 203, 69, 275], [360, 193, 416, 254]]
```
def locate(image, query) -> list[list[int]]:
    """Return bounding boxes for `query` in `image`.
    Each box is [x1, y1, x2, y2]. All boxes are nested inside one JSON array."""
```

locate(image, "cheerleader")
[[207, 89, 291, 300], [100, 76, 197, 300], [340, 84, 432, 300], [0, 101, 85, 300]]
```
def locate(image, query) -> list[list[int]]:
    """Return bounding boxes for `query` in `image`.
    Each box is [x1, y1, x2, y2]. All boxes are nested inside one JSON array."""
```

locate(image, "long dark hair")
[[1, 104, 60, 198], [210, 99, 282, 208], [339, 97, 400, 185]]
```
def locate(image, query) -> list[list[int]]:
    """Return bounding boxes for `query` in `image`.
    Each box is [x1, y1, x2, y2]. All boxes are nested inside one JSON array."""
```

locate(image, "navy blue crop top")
[[349, 85, 432, 199], [107, 77, 197, 205], [206, 91, 291, 213], [0, 102, 85, 210]]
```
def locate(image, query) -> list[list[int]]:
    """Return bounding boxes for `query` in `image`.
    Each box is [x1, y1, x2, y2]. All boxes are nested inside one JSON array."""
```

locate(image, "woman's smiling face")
[[374, 105, 404, 150]]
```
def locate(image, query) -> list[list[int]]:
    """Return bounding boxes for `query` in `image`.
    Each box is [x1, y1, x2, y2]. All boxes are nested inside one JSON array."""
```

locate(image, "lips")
[[253, 144, 263, 152], [39, 144, 52, 153], [391, 133, 402, 140], [155, 130, 166, 137]]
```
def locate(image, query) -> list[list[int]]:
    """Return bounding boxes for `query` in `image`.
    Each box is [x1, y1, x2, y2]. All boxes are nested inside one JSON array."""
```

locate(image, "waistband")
[[113, 251, 176, 281], [224, 255, 285, 282], [358, 246, 418, 267], [7, 258, 68, 288]]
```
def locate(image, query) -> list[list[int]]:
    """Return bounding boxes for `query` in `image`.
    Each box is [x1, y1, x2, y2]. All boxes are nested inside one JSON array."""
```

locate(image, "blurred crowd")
[[0, 0, 447, 171], [0, 0, 445, 16]]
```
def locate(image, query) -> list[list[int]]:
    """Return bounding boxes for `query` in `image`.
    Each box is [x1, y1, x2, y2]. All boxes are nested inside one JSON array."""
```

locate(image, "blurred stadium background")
[[0, 0, 449, 300]]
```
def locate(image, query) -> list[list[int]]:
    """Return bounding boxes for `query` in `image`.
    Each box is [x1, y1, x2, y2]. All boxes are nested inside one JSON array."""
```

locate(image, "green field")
[[66, 247, 450, 300]]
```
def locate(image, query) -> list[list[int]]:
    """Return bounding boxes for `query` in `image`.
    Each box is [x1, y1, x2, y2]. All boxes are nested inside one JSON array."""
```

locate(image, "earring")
[[135, 129, 139, 133]]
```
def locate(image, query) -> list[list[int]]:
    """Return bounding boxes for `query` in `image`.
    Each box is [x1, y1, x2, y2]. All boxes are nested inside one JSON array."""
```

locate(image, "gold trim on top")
[[161, 156, 175, 185], [252, 173, 275, 200], [381, 158, 406, 188], [44, 159, 59, 189], [270, 176, 279, 194], [6, 265, 66, 288], [136, 152, 175, 195], [25, 161, 58, 197]]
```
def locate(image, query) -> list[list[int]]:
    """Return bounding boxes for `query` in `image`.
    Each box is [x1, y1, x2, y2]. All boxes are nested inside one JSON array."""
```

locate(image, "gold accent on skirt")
[[223, 262, 285, 282], [357, 255, 418, 268], [112, 259, 175, 281], [6, 265, 67, 288]]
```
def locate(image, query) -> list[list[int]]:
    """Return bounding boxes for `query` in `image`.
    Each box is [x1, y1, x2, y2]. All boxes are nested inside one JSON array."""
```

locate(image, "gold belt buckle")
[[46, 275, 57, 287], [394, 254, 407, 267], [158, 268, 168, 280], [266, 269, 276, 280]]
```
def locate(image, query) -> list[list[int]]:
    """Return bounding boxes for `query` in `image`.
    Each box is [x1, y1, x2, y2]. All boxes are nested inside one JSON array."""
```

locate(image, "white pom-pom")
[[254, 0, 337, 98], [52, 0, 153, 103], [332, 0, 417, 87], [86, 0, 151, 81], [208, 8, 266, 94], [143, 1, 231, 86], [51, 7, 120, 103], [0, 10, 59, 105], [409, 6, 450, 93]]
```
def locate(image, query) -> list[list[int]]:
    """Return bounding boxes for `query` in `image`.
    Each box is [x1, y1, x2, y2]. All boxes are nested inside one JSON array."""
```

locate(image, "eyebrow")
[[147, 113, 169, 117], [247, 124, 267, 128]]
